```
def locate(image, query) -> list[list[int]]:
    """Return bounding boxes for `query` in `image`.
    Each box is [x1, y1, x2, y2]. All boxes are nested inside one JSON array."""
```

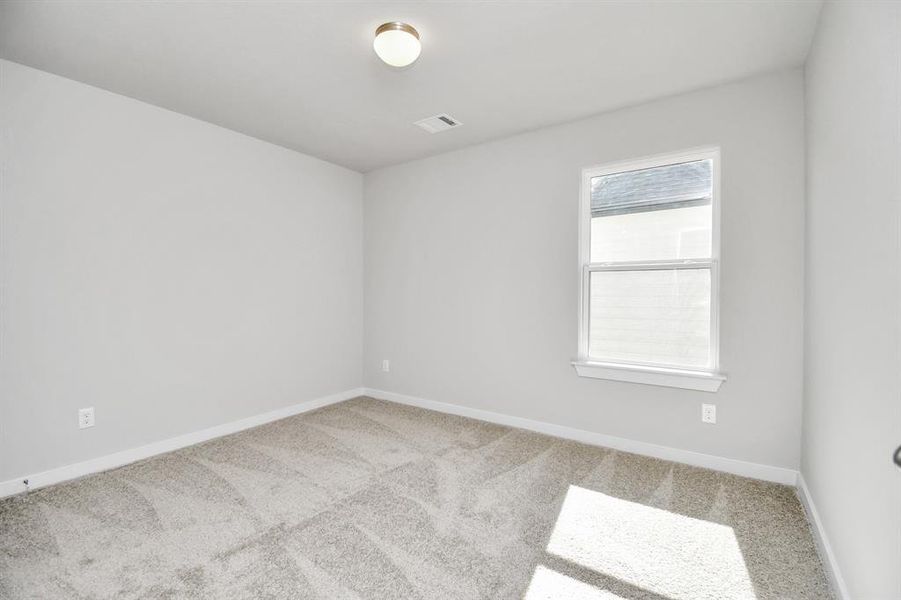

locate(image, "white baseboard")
[[796, 473, 850, 600], [0, 478, 28, 498], [363, 387, 799, 486], [0, 387, 365, 499]]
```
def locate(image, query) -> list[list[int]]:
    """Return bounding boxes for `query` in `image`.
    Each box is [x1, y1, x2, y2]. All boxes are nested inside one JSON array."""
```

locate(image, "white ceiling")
[[0, 1, 822, 172]]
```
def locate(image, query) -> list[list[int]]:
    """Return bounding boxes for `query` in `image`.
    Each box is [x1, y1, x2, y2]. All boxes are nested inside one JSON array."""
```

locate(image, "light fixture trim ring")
[[375, 22, 419, 41]]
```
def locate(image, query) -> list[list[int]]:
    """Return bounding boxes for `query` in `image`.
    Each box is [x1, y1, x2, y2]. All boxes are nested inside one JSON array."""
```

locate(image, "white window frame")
[[572, 147, 726, 392]]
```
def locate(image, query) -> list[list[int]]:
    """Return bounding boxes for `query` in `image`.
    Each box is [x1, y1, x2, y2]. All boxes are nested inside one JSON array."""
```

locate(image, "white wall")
[[0, 60, 363, 482], [364, 71, 806, 470], [803, 1, 901, 597]]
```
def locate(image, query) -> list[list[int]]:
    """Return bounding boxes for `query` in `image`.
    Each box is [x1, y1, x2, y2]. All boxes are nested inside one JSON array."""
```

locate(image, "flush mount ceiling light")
[[373, 22, 421, 68]]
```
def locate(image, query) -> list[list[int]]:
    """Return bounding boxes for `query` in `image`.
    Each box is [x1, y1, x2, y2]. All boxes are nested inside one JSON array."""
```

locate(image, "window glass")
[[589, 159, 712, 263], [588, 269, 711, 367]]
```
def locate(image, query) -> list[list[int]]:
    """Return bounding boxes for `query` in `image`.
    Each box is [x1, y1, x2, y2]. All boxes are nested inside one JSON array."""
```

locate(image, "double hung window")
[[574, 148, 724, 391]]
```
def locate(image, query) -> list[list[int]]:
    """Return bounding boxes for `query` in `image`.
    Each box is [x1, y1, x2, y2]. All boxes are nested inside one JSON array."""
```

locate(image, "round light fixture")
[[373, 22, 421, 68]]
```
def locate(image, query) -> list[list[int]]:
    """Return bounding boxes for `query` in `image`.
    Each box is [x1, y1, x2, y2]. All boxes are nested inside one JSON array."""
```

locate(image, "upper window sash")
[[579, 146, 721, 268]]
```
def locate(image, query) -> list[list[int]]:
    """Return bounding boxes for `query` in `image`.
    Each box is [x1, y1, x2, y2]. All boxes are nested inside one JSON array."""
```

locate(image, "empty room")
[[0, 1, 898, 598]]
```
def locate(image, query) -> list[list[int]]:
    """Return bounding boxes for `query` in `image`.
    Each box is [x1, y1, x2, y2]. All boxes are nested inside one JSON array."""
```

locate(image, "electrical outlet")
[[78, 407, 95, 429], [701, 404, 716, 424], [382, 359, 390, 373]]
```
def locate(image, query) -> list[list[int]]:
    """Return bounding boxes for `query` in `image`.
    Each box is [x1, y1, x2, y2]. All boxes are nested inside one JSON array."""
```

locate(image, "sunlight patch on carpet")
[[524, 565, 629, 600], [547, 485, 756, 600]]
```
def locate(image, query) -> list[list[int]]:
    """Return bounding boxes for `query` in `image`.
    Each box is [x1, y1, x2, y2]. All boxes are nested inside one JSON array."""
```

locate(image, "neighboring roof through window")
[[590, 159, 712, 217]]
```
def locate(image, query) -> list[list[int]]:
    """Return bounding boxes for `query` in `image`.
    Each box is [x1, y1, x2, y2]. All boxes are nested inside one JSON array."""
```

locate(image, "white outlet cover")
[[701, 404, 716, 424], [78, 407, 95, 429], [382, 359, 390, 372]]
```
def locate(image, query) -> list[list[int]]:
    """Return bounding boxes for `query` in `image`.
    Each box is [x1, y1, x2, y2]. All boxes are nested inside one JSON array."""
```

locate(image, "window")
[[573, 148, 725, 391]]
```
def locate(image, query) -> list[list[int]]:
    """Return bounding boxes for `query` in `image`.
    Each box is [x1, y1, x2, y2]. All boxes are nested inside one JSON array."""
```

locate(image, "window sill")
[[572, 360, 725, 392]]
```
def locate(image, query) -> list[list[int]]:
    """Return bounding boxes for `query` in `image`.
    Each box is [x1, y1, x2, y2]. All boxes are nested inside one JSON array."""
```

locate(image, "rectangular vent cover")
[[414, 113, 463, 134]]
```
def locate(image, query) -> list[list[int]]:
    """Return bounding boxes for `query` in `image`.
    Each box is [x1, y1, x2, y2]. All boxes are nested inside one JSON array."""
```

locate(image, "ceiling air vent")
[[414, 113, 462, 134]]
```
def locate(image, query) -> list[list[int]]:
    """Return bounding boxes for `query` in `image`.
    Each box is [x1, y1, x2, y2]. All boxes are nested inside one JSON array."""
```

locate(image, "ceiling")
[[0, 1, 822, 172]]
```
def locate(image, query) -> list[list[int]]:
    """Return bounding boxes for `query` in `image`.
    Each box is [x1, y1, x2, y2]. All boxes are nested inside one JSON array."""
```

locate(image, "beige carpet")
[[0, 397, 831, 599]]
